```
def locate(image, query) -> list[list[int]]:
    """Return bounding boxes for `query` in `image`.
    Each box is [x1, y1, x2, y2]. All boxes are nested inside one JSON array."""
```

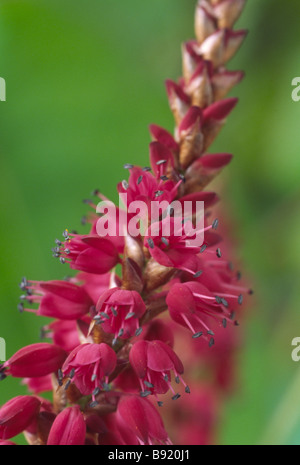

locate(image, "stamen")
[[209, 337, 215, 348], [212, 218, 219, 230], [147, 238, 155, 249], [125, 312, 135, 320], [135, 327, 143, 337], [193, 270, 203, 278]]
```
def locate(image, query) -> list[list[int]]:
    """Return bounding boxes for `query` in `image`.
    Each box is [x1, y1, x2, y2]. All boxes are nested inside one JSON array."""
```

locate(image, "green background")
[[1, 0, 300, 445]]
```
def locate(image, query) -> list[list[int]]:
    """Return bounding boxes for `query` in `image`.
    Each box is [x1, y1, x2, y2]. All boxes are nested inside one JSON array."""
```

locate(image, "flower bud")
[[47, 405, 86, 445], [0, 396, 41, 439]]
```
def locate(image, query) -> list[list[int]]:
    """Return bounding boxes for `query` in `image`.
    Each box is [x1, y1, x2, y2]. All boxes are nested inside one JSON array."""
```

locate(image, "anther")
[[142, 166, 151, 172], [135, 327, 143, 337], [144, 381, 154, 388], [222, 318, 227, 328], [111, 307, 118, 317], [193, 270, 203, 278], [137, 175, 143, 185], [59, 257, 66, 264], [147, 238, 155, 249], [118, 328, 124, 338], [89, 401, 99, 408], [238, 294, 243, 305], [212, 218, 219, 230], [140, 390, 152, 397], [156, 159, 167, 166], [160, 175, 169, 181], [122, 180, 129, 190], [123, 163, 134, 170], [209, 337, 215, 348], [18, 302, 24, 313], [69, 368, 75, 379], [192, 332, 203, 339], [157, 401, 164, 407], [19, 277, 28, 290], [161, 237, 169, 246], [125, 312, 135, 320], [200, 244, 207, 253], [99, 312, 110, 320], [221, 298, 228, 307], [216, 248, 222, 258], [175, 376, 180, 384], [172, 393, 181, 401], [155, 190, 164, 197], [92, 387, 100, 397], [179, 173, 186, 183], [185, 386, 191, 394], [64, 379, 71, 390]]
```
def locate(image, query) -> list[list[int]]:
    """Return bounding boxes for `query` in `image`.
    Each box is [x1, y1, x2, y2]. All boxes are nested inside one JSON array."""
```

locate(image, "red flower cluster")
[[0, 0, 251, 445]]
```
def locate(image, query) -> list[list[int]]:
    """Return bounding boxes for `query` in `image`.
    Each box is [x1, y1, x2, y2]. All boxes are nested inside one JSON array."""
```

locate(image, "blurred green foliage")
[[1, 0, 300, 445]]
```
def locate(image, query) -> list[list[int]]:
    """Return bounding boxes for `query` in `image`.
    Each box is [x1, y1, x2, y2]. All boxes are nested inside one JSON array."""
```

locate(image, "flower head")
[[62, 343, 117, 401], [129, 340, 188, 399], [95, 288, 146, 341]]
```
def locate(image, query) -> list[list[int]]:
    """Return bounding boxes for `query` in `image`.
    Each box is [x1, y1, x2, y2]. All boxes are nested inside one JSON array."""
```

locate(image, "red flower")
[[0, 396, 41, 440], [47, 406, 86, 445], [1, 343, 67, 379], [116, 395, 171, 445], [56, 232, 120, 274], [129, 340, 188, 399], [144, 216, 214, 271], [166, 281, 239, 342], [96, 288, 146, 341], [62, 343, 117, 401], [19, 279, 93, 320]]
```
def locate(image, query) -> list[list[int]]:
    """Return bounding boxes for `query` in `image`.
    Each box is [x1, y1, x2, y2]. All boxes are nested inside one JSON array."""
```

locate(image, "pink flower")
[[144, 216, 215, 271], [55, 232, 120, 274], [19, 279, 94, 320], [129, 340, 188, 399], [166, 281, 240, 343], [116, 395, 171, 445], [61, 343, 117, 402], [1, 343, 67, 379], [0, 396, 41, 439], [118, 164, 181, 222], [95, 288, 146, 341], [47, 406, 86, 445]]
